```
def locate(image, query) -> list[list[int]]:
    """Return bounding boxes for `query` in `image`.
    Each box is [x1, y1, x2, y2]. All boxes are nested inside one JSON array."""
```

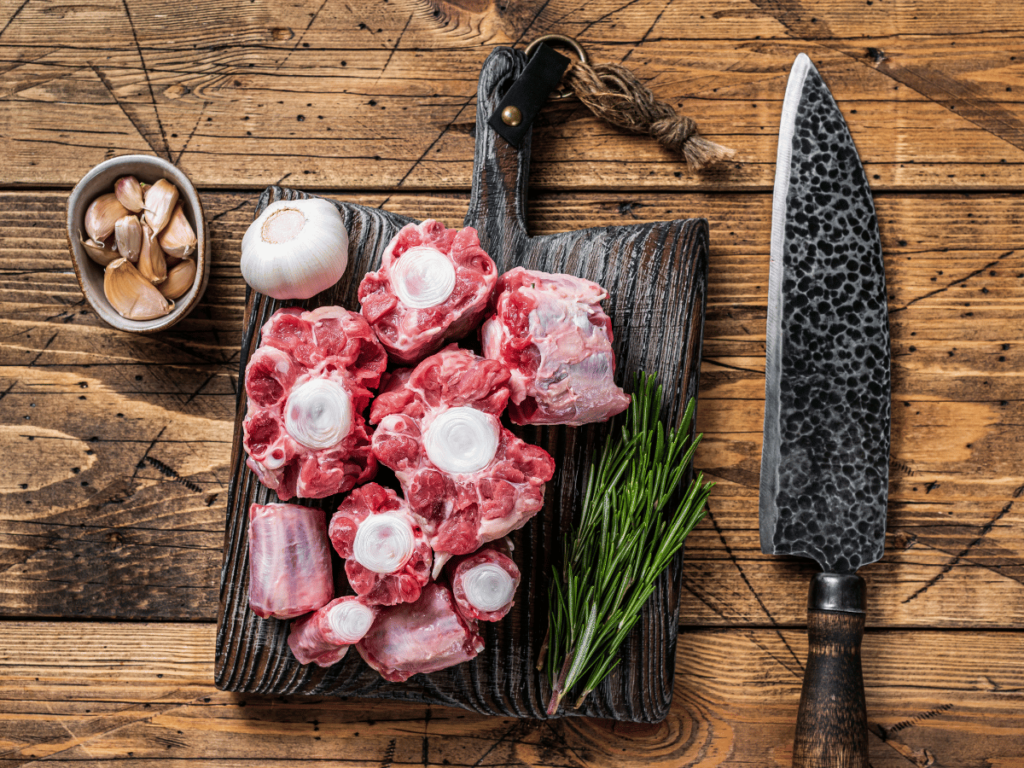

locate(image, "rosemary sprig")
[[541, 372, 713, 715]]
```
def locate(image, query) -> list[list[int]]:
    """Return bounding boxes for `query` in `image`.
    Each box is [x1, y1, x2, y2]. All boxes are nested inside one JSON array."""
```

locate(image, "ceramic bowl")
[[67, 155, 210, 333]]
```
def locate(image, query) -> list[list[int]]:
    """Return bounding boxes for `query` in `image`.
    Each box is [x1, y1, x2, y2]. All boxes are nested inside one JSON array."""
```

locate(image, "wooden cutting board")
[[215, 47, 709, 723]]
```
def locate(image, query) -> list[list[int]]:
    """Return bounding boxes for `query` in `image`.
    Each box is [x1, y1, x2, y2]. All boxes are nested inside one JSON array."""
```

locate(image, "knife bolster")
[[808, 572, 866, 614]]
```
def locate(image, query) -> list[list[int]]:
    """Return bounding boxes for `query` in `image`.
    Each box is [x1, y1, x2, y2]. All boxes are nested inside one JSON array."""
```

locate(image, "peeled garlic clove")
[[241, 197, 349, 300], [158, 201, 197, 259], [104, 258, 173, 320], [114, 175, 145, 212], [84, 193, 130, 242], [79, 232, 119, 267], [143, 179, 179, 234], [158, 258, 197, 300], [114, 215, 143, 263], [138, 222, 168, 284]]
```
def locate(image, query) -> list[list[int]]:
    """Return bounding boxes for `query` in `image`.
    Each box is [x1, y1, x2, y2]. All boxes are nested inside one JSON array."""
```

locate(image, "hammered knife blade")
[[760, 54, 892, 768]]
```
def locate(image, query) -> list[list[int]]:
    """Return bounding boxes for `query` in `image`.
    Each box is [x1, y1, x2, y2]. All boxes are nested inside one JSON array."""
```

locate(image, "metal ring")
[[524, 34, 587, 100]]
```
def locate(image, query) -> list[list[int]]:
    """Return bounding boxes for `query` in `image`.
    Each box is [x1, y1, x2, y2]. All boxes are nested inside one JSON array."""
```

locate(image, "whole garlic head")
[[241, 198, 349, 300]]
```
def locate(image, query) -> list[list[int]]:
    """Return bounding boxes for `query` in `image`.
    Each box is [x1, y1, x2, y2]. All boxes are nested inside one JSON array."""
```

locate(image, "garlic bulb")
[[115, 176, 145, 212], [79, 233, 119, 267], [104, 258, 173, 320], [143, 179, 179, 234], [241, 198, 349, 300], [114, 215, 143, 263], [84, 193, 129, 242], [423, 407, 500, 475], [159, 258, 197, 300], [158, 202, 197, 259], [138, 222, 168, 284]]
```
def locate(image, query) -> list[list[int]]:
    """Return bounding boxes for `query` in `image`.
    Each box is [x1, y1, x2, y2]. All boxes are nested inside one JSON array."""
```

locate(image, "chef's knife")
[[760, 54, 891, 768]]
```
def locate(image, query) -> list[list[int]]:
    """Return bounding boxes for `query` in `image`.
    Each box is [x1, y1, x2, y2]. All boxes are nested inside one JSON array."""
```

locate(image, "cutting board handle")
[[464, 47, 532, 269], [793, 572, 868, 768]]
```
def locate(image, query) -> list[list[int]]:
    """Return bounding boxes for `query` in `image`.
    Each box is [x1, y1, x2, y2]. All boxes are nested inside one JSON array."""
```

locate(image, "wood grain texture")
[[793, 611, 868, 768], [2, 190, 1023, 629], [3, 1, 1024, 191], [2, 621, 1023, 767], [215, 47, 709, 722]]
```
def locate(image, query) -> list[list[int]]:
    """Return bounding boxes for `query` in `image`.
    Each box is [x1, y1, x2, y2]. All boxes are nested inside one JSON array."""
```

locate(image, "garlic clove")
[[84, 193, 130, 242], [79, 232, 119, 267], [114, 175, 145, 212], [114, 215, 143, 263], [104, 257, 173, 320], [240, 198, 349, 300], [157, 201, 197, 259], [158, 258, 197, 300], [138, 221, 168, 284], [143, 178, 179, 234]]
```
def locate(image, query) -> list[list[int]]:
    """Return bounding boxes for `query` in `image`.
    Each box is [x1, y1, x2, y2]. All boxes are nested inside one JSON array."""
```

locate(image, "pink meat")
[[369, 345, 555, 562], [356, 582, 484, 682], [447, 540, 520, 622], [243, 306, 387, 501], [481, 268, 630, 426], [358, 220, 497, 364], [287, 596, 380, 667], [329, 483, 433, 606], [248, 502, 333, 619]]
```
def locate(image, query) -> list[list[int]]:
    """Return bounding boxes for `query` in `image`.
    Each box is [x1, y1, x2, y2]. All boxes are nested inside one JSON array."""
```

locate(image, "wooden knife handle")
[[792, 573, 868, 768]]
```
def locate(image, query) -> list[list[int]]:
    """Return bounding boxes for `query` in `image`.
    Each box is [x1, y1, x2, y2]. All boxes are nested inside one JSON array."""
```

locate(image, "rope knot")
[[564, 61, 734, 172]]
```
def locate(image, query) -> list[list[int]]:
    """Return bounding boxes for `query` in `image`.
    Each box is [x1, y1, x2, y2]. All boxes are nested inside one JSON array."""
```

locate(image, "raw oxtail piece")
[[243, 306, 387, 500], [358, 220, 497, 364], [287, 595, 380, 667], [447, 540, 521, 622], [248, 502, 333, 619], [329, 482, 432, 606], [356, 582, 484, 682], [369, 345, 555, 563], [481, 267, 630, 426]]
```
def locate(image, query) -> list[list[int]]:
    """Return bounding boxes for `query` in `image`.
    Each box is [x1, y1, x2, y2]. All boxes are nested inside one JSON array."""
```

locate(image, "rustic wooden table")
[[2, 1, 1023, 765]]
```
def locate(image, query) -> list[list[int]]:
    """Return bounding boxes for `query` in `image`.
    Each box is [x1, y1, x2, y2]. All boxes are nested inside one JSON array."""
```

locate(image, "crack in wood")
[[705, 507, 805, 677], [119, 0, 171, 162], [902, 500, 1016, 604]]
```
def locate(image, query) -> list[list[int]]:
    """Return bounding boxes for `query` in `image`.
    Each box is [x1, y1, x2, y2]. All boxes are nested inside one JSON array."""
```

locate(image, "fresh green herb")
[[540, 372, 713, 715]]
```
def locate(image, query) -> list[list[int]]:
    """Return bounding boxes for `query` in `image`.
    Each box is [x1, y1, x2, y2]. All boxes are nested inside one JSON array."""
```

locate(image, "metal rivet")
[[501, 105, 522, 126]]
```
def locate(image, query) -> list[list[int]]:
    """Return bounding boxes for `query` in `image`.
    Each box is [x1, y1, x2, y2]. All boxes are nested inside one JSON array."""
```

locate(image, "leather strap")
[[488, 44, 570, 148]]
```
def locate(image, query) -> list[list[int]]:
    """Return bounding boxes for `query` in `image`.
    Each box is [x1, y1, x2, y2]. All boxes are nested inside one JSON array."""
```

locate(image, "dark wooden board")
[[215, 47, 709, 722]]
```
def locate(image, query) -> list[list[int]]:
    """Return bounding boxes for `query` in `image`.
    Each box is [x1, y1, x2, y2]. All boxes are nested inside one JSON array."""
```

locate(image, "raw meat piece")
[[356, 582, 484, 682], [358, 220, 497, 364], [288, 595, 380, 667], [329, 483, 432, 606], [369, 345, 555, 562], [243, 306, 387, 500], [481, 267, 630, 426], [447, 540, 520, 622], [248, 502, 333, 619]]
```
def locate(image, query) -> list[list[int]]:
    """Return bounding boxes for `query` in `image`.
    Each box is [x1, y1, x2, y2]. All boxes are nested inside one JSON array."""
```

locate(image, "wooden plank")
[[2, 1, 1024, 190], [2, 190, 1023, 627], [0, 621, 1021, 766]]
